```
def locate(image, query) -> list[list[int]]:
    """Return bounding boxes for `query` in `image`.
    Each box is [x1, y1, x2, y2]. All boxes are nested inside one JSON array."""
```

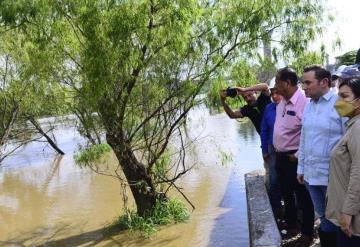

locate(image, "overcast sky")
[[315, 0, 360, 63]]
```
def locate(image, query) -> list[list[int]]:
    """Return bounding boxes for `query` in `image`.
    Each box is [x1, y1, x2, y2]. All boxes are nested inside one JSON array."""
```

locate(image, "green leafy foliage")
[[115, 199, 189, 238], [290, 51, 325, 75], [336, 50, 357, 66], [206, 79, 245, 111], [205, 60, 258, 109], [151, 151, 170, 191], [1, 0, 328, 213], [218, 150, 233, 167], [74, 143, 112, 166]]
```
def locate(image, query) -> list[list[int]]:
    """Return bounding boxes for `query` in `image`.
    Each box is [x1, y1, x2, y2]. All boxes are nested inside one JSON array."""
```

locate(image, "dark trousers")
[[337, 227, 360, 247], [268, 145, 282, 211], [275, 151, 314, 236]]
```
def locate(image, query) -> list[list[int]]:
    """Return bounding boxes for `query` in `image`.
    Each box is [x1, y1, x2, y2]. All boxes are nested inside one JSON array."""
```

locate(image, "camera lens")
[[226, 87, 237, 98]]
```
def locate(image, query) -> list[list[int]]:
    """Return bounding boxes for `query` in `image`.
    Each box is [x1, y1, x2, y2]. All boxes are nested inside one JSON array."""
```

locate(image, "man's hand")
[[287, 153, 297, 163], [219, 90, 227, 100], [297, 174, 304, 184], [340, 213, 353, 237], [262, 153, 270, 163], [235, 87, 246, 94]]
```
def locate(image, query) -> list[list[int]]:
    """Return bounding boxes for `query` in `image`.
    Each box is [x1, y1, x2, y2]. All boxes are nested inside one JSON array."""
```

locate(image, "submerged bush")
[[74, 143, 112, 166], [115, 199, 190, 238]]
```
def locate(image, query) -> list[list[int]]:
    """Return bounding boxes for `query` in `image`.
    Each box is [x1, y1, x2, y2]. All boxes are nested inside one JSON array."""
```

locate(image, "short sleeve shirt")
[[240, 93, 271, 134]]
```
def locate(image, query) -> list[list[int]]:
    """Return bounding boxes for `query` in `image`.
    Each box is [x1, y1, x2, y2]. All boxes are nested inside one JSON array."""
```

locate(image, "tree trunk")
[[106, 133, 158, 216], [0, 104, 19, 162], [0, 104, 19, 146], [28, 116, 65, 155]]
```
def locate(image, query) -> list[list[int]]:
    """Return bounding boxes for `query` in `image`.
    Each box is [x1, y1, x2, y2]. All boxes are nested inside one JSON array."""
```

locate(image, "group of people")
[[219, 63, 360, 247]]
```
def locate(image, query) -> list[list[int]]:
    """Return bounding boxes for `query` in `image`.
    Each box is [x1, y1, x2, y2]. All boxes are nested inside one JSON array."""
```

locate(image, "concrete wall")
[[245, 170, 281, 247]]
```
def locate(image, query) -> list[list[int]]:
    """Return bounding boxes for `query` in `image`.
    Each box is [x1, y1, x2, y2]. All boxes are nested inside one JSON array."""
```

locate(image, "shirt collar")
[[321, 90, 334, 101], [286, 87, 302, 105], [310, 90, 334, 103], [346, 114, 360, 129]]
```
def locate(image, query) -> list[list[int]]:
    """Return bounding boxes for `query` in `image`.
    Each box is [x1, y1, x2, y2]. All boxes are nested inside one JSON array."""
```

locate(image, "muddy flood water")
[[0, 106, 264, 247]]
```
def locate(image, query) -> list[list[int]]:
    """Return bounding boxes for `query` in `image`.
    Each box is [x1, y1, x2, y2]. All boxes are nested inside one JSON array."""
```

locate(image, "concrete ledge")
[[245, 170, 281, 247]]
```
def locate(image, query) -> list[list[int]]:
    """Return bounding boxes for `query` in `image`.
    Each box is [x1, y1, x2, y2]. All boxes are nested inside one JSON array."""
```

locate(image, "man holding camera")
[[219, 83, 271, 134]]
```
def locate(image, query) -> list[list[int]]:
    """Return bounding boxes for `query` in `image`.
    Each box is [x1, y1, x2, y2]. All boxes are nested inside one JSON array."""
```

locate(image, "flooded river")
[[0, 106, 264, 246]]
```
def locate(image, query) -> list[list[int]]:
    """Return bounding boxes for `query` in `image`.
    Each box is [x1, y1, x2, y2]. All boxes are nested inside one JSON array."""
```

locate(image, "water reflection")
[[237, 119, 258, 144], [0, 108, 264, 246], [209, 172, 248, 247], [208, 114, 262, 247]]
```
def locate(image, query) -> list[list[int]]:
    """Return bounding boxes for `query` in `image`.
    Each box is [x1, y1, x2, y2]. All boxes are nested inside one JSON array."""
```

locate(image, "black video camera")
[[226, 87, 237, 98]]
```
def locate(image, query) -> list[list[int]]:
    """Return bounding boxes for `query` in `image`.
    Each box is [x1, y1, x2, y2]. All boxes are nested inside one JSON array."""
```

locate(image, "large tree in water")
[[0, 0, 326, 216]]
